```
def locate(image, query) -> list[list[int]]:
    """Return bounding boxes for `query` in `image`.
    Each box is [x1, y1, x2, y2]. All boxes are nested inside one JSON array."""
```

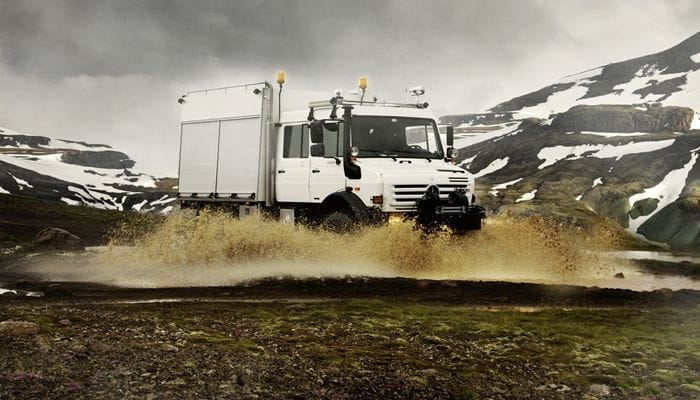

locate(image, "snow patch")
[[472, 157, 509, 178], [516, 84, 589, 119], [557, 67, 604, 83], [516, 189, 537, 203], [458, 154, 478, 168], [580, 131, 651, 138], [0, 186, 9, 194], [692, 113, 700, 130], [511, 63, 699, 119], [592, 177, 603, 188], [150, 195, 176, 206], [628, 146, 700, 233], [160, 206, 174, 215], [691, 52, 700, 64], [9, 174, 33, 189], [61, 197, 82, 206], [489, 178, 523, 196], [132, 199, 149, 212], [453, 125, 521, 149], [537, 139, 675, 169], [575, 194, 583, 201]]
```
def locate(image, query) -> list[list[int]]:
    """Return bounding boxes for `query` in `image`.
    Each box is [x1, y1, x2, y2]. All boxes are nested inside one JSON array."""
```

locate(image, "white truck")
[[176, 76, 484, 233]]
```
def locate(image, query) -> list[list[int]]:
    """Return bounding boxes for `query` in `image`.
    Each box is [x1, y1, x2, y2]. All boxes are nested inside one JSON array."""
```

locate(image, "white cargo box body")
[[178, 83, 272, 201]]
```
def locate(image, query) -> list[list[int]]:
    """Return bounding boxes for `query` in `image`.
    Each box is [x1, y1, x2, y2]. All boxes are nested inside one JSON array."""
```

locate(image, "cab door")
[[275, 124, 310, 203], [309, 121, 346, 202]]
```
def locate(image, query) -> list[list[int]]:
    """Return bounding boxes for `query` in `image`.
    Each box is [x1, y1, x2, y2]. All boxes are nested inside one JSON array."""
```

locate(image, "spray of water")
[[95, 210, 623, 286]]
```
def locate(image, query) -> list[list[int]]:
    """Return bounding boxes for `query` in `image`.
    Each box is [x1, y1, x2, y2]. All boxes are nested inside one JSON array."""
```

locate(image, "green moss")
[[188, 334, 261, 353]]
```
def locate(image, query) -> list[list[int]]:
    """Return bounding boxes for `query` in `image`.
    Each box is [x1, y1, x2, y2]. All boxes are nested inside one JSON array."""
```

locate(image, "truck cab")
[[176, 78, 484, 232]]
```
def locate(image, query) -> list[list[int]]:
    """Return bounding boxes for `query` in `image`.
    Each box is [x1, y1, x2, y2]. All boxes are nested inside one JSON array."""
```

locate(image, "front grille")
[[390, 183, 468, 210], [449, 176, 470, 183]]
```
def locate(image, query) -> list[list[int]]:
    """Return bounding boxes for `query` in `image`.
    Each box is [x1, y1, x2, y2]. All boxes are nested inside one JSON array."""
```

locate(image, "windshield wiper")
[[358, 149, 398, 158], [388, 150, 440, 160]]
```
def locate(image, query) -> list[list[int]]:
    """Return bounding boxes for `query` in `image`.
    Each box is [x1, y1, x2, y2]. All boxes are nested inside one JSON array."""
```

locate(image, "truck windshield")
[[351, 116, 444, 159]]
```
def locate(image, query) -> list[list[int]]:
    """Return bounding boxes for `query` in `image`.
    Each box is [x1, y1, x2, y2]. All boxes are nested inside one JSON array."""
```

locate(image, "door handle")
[[312, 169, 320, 173], [278, 169, 286, 174]]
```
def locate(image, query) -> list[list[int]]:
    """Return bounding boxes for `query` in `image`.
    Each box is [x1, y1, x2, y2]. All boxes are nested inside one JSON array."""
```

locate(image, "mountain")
[[0, 126, 176, 214], [442, 32, 700, 250]]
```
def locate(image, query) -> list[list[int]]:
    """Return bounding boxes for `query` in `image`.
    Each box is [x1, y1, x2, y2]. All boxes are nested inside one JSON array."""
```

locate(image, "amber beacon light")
[[276, 71, 286, 85], [358, 77, 368, 90]]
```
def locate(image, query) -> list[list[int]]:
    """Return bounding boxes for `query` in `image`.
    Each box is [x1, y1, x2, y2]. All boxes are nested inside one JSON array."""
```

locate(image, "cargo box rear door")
[[178, 121, 219, 196], [178, 83, 266, 198], [216, 117, 262, 197]]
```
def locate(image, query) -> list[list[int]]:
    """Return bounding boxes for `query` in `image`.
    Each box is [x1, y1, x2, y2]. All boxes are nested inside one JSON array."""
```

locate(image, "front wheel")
[[463, 215, 482, 231], [321, 210, 356, 233], [446, 215, 482, 234]]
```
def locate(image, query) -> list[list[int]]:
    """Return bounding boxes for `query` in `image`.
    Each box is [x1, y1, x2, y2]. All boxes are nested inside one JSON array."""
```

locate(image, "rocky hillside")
[[442, 32, 700, 250], [0, 126, 176, 213]]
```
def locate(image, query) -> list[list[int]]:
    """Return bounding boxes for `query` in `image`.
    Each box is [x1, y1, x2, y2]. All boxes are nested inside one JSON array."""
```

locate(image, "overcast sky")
[[1, 0, 699, 176]]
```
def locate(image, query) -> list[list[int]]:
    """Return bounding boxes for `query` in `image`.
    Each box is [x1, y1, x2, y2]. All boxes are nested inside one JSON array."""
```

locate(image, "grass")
[[0, 193, 156, 248]]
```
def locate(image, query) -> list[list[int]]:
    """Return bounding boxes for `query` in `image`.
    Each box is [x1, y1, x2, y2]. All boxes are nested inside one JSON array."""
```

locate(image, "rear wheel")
[[321, 210, 356, 233]]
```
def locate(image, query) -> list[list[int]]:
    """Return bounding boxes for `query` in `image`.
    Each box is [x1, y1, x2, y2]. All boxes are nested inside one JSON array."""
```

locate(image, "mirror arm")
[[342, 106, 361, 179]]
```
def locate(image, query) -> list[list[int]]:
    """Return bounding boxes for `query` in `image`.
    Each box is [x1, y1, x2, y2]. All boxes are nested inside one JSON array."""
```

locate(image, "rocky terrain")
[[442, 31, 700, 251], [1, 278, 700, 400], [0, 126, 176, 213]]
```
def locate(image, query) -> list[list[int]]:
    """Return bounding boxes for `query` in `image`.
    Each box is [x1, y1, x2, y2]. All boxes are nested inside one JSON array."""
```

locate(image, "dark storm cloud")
[[1, 0, 569, 79]]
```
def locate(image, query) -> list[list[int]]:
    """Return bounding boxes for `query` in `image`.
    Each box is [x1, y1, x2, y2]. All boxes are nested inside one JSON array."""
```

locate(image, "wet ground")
[[2, 249, 700, 399], [2, 247, 699, 294]]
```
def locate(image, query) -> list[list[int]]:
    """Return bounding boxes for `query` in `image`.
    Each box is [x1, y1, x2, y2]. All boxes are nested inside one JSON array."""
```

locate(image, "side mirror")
[[446, 125, 454, 147], [310, 120, 324, 143], [310, 143, 325, 157]]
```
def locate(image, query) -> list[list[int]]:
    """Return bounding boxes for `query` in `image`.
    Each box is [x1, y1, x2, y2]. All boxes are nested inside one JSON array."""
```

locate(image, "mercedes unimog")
[[176, 74, 484, 232]]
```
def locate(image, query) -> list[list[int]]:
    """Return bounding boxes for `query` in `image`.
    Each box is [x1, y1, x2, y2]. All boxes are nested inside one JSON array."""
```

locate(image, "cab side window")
[[283, 125, 309, 158], [322, 122, 344, 157]]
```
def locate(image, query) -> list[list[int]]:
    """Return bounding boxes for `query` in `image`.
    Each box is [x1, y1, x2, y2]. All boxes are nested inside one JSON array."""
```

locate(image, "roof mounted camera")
[[407, 86, 426, 97]]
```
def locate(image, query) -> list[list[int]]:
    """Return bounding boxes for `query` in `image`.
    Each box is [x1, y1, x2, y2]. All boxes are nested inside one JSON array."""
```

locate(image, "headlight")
[[388, 214, 402, 224]]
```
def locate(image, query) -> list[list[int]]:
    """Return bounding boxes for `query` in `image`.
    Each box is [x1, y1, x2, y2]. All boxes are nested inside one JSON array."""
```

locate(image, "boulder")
[[552, 104, 695, 133], [0, 320, 40, 335], [61, 150, 135, 169], [588, 384, 610, 396], [33, 228, 85, 251]]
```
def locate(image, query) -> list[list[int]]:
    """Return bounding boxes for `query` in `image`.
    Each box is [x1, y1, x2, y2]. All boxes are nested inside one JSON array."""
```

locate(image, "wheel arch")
[[316, 191, 368, 221]]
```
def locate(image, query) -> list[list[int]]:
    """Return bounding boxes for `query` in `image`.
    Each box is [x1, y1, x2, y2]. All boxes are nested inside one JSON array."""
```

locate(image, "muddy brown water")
[[3, 212, 698, 293]]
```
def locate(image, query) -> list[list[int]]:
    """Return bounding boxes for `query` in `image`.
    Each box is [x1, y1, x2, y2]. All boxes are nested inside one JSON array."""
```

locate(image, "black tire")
[[321, 210, 356, 233], [464, 216, 482, 231]]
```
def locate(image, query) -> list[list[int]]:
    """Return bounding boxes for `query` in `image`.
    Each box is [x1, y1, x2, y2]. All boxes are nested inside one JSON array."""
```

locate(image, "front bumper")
[[415, 190, 485, 233]]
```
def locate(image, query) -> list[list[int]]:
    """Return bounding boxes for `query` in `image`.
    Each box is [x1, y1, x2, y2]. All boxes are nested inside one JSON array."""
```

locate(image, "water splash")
[[98, 210, 622, 285]]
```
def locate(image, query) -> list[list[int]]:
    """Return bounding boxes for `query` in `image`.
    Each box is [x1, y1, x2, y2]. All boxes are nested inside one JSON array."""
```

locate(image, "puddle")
[[97, 298, 338, 305], [11, 248, 700, 293], [605, 250, 700, 264], [0, 287, 44, 297]]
